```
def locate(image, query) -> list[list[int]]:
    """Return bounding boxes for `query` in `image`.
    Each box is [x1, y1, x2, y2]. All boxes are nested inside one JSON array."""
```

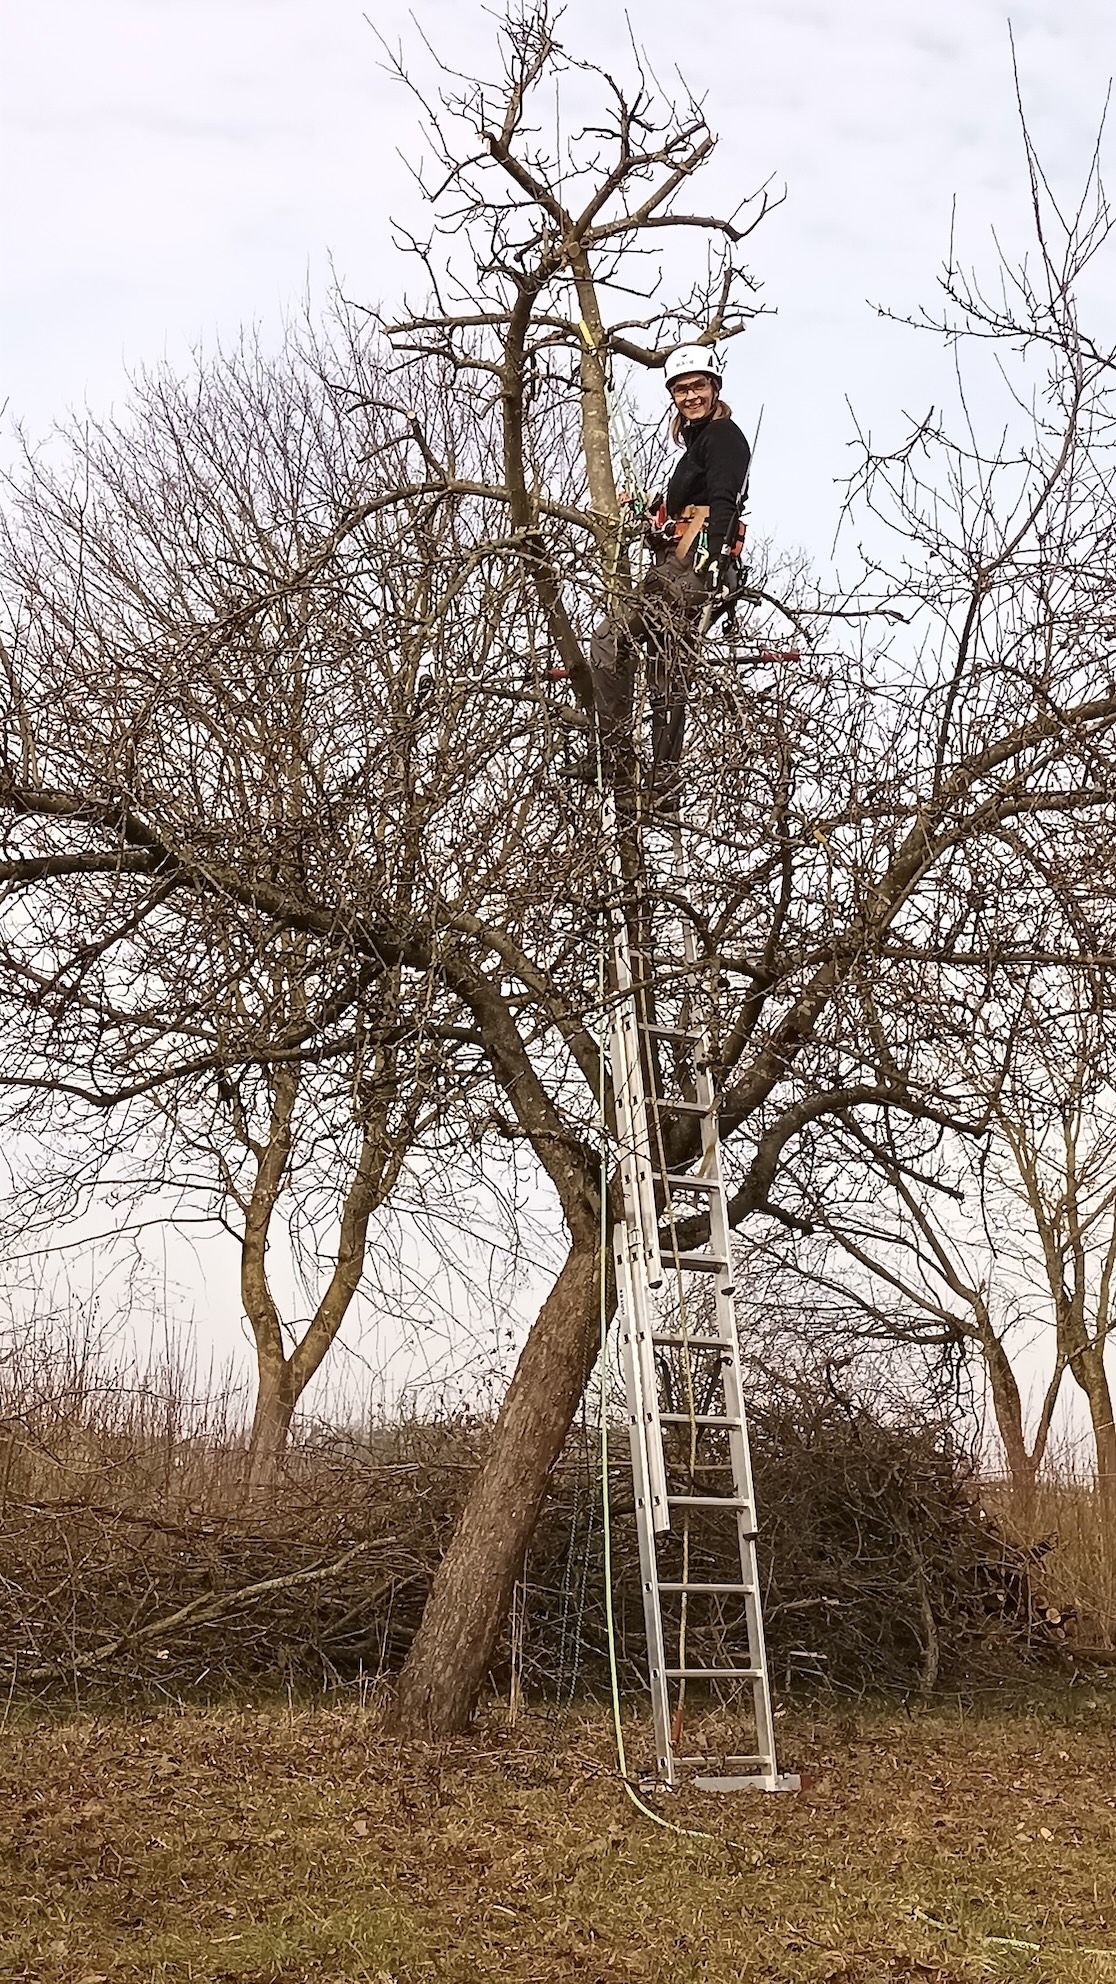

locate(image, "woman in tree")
[[565, 343, 750, 810]]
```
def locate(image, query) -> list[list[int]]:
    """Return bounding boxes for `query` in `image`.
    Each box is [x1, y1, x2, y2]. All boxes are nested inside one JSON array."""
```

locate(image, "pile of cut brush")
[[527, 1385, 1058, 1702], [0, 1383, 1058, 1706]]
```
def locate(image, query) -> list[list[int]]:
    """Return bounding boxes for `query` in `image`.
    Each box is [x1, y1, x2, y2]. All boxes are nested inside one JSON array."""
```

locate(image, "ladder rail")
[[604, 805, 666, 1291], [682, 909, 785, 1785], [615, 1227, 670, 1525], [615, 1230, 674, 1780], [598, 783, 795, 1795]]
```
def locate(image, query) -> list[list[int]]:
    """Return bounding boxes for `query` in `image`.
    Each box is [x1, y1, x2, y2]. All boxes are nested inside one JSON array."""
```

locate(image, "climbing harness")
[[647, 501, 747, 569]]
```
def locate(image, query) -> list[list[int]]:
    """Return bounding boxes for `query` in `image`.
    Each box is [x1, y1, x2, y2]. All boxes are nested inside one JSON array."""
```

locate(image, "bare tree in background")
[[745, 97, 1116, 1518], [786, 976, 1116, 1525], [750, 1066, 1061, 1523], [0, 329, 564, 1481], [994, 1011, 1116, 1522]]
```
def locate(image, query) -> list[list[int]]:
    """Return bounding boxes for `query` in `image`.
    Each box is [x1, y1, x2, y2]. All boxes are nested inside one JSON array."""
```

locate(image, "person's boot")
[[650, 768, 682, 818], [559, 752, 602, 786]]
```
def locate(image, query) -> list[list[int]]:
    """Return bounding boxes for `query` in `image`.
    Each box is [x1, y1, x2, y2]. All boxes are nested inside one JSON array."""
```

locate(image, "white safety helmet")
[[663, 342, 722, 390]]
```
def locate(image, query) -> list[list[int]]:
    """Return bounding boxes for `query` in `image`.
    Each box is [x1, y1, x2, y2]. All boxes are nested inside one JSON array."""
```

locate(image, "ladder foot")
[[692, 1772, 801, 1795]]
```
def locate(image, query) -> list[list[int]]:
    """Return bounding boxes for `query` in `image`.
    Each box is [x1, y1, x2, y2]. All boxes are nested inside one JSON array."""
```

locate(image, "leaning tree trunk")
[[396, 1222, 607, 1736]]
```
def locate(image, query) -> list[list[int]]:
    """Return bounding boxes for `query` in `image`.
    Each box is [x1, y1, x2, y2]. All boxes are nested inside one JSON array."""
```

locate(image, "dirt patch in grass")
[[1, 1693, 1115, 1983]]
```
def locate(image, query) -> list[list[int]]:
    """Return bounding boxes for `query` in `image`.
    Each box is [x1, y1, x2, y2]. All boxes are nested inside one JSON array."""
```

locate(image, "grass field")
[[2, 1690, 1115, 1983]]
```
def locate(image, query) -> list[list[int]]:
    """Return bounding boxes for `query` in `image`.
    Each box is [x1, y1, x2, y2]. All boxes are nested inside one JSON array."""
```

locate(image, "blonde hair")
[[671, 398, 732, 445]]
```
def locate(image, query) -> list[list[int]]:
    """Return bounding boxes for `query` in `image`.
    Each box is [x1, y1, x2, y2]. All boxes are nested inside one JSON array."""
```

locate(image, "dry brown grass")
[[1, 1694, 1115, 1983], [3, 1326, 1115, 1975], [983, 1447, 1116, 1650]]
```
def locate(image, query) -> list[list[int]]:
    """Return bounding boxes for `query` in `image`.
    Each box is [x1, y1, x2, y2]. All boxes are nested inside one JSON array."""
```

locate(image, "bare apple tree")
[[3, 4, 1116, 1742], [382, 17, 1116, 1731]]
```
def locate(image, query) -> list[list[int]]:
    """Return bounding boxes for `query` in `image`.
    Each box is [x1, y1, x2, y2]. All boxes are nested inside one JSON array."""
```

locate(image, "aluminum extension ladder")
[[602, 797, 798, 1794]]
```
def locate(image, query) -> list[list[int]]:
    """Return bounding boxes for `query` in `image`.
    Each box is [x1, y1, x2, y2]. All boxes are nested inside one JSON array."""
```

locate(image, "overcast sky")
[[3, 0, 1114, 553], [2, 0, 1114, 1425]]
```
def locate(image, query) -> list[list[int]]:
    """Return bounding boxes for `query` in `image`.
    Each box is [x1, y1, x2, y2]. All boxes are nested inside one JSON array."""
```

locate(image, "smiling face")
[[669, 372, 719, 421]]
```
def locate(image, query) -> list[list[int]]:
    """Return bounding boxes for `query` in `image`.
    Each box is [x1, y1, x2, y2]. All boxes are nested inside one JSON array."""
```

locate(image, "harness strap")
[[672, 505, 709, 562]]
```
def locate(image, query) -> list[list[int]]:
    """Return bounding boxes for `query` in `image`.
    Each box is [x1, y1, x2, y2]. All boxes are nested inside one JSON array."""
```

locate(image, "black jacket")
[[665, 411, 751, 560]]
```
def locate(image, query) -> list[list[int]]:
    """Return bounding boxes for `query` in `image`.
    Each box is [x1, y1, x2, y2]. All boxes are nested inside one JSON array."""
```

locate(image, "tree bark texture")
[[248, 1361, 298, 1485], [395, 1226, 605, 1736], [1069, 1346, 1116, 1527], [983, 1329, 1051, 1530], [241, 1094, 397, 1489]]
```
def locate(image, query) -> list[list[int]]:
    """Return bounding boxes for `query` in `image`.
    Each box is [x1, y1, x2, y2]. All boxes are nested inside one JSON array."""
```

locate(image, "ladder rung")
[[667, 1494, 751, 1512], [651, 1333, 729, 1351], [678, 1753, 768, 1768], [693, 1772, 801, 1794], [661, 1249, 730, 1274], [658, 1581, 754, 1594], [662, 1171, 718, 1193], [647, 1095, 708, 1117], [631, 950, 703, 974], [660, 1413, 743, 1428], [640, 1023, 703, 1044], [664, 1666, 763, 1681]]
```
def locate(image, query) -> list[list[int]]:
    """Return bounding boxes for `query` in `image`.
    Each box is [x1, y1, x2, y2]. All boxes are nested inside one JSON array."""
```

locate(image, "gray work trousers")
[[588, 553, 708, 776]]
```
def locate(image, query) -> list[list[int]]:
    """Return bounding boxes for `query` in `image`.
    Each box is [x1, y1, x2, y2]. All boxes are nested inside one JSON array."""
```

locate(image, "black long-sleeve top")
[[665, 411, 751, 559]]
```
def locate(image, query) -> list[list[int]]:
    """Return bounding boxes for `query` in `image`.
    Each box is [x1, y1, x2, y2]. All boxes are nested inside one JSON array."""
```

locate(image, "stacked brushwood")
[[0, 1388, 1060, 1705], [527, 1389, 1055, 1701]]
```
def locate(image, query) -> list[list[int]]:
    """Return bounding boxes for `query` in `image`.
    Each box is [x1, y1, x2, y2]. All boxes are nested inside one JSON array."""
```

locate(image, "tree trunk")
[[239, 1101, 391, 1492], [1069, 1347, 1116, 1529], [983, 1331, 1043, 1530], [247, 1358, 297, 1489], [395, 1224, 605, 1736]]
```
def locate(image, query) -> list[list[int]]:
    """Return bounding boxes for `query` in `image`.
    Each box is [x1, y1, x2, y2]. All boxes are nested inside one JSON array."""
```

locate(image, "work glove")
[[702, 553, 730, 597], [644, 498, 672, 552]]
